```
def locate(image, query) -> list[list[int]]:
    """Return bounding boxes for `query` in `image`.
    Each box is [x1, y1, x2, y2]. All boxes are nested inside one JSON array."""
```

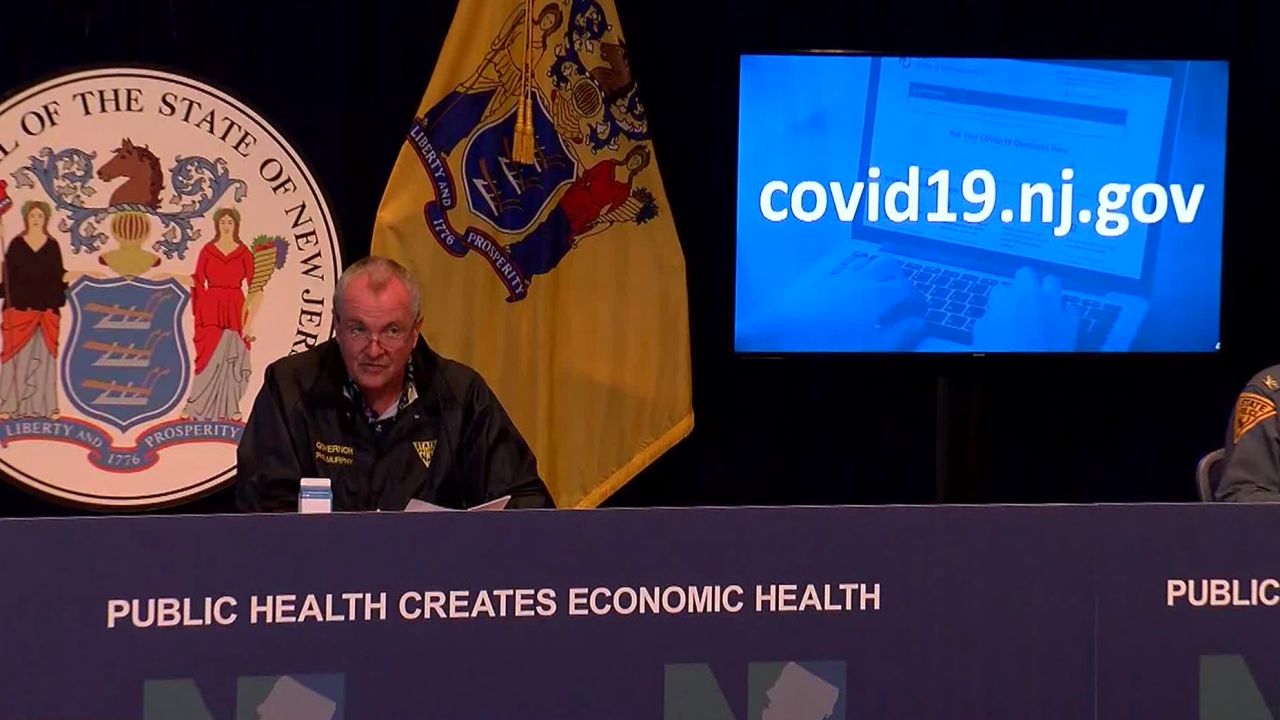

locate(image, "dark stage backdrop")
[[0, 0, 1272, 516]]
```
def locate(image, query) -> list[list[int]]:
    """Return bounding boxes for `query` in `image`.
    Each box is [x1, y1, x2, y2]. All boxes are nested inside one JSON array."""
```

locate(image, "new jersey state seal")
[[0, 68, 342, 508]]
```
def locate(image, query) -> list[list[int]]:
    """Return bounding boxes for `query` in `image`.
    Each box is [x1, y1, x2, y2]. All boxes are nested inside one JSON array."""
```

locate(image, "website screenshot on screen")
[[735, 55, 1227, 354]]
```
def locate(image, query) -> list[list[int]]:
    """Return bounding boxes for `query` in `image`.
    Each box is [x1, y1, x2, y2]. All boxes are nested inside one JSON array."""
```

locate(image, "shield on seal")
[[61, 276, 190, 431]]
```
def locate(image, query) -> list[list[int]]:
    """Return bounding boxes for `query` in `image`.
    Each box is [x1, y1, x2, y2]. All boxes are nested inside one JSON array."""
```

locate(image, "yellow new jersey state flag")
[[372, 0, 693, 507]]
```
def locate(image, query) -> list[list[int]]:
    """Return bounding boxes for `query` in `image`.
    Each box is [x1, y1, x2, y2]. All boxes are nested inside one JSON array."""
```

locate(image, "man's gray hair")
[[334, 256, 422, 321]]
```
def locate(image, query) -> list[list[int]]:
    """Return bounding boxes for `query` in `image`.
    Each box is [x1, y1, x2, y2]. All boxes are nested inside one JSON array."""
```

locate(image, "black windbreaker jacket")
[[235, 338, 554, 512]]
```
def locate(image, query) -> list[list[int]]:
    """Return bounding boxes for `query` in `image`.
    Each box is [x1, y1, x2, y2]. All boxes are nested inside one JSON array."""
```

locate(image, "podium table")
[[0, 503, 1275, 719]]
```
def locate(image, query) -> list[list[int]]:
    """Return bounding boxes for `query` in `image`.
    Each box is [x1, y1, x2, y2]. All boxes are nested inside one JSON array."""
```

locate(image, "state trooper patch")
[[1233, 392, 1277, 444]]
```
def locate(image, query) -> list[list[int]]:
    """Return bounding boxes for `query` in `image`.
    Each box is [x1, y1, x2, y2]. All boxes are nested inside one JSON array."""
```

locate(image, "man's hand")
[[974, 267, 1080, 351], [739, 256, 927, 352]]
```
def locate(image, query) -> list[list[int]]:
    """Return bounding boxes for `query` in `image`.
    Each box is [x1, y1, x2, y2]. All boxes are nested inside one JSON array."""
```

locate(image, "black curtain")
[[0, 0, 1273, 516]]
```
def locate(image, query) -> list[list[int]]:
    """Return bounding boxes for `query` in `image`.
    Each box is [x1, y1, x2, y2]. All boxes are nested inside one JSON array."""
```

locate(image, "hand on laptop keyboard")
[[885, 255, 1117, 350], [740, 255, 927, 351], [974, 267, 1081, 351]]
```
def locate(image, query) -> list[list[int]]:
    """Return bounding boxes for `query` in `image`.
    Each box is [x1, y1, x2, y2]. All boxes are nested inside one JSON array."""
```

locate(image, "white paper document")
[[404, 495, 511, 512]]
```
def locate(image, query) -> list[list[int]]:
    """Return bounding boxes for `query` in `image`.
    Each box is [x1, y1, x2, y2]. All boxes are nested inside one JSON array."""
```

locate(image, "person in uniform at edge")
[[235, 256, 554, 512], [1217, 365, 1280, 501]]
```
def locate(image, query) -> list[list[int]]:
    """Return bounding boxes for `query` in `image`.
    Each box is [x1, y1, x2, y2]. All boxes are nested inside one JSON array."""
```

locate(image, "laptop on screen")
[[735, 55, 1226, 354]]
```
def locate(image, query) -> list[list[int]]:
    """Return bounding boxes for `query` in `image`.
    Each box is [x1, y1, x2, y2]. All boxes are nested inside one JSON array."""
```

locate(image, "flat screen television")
[[734, 54, 1229, 354]]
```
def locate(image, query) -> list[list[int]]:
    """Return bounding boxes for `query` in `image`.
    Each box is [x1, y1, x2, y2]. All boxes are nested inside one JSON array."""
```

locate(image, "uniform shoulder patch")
[[1234, 392, 1277, 444]]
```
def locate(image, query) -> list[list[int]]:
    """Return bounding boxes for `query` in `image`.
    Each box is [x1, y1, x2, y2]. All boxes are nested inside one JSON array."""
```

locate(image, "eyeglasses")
[[340, 323, 414, 350]]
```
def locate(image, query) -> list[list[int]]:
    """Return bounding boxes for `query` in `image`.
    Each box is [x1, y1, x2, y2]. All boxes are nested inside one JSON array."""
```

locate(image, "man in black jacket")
[[235, 256, 554, 512]]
